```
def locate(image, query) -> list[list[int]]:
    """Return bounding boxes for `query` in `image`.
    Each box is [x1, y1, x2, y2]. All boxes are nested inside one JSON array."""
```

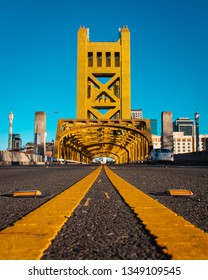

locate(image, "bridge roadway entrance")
[[0, 164, 208, 260]]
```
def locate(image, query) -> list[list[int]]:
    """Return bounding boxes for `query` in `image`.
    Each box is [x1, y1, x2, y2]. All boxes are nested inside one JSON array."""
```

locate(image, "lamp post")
[[8, 111, 14, 151], [194, 111, 200, 152]]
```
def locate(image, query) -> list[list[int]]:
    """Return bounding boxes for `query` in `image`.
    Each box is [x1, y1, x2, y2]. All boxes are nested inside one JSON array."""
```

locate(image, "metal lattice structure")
[[54, 27, 152, 163]]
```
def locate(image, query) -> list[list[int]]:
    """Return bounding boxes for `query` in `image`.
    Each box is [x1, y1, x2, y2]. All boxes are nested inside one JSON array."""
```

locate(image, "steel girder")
[[54, 119, 152, 164]]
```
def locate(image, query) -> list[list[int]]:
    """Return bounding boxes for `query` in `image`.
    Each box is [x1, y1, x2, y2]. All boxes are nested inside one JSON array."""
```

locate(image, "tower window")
[[106, 52, 111, 67], [88, 52, 93, 67], [97, 52, 102, 67], [115, 52, 120, 67]]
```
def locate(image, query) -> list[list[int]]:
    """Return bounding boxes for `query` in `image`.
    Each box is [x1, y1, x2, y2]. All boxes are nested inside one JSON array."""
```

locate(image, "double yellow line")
[[0, 165, 208, 260]]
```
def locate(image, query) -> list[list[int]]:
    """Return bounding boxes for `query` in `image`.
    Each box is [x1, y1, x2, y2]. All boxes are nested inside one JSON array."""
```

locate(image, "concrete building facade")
[[161, 112, 173, 151], [34, 112, 46, 157]]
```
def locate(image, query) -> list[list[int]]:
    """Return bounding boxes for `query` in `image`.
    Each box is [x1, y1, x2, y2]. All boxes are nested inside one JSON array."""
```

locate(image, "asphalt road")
[[111, 164, 208, 234], [0, 164, 207, 260], [0, 165, 92, 231]]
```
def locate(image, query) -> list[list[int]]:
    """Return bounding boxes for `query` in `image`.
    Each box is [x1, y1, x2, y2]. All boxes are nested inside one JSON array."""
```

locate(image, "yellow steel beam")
[[54, 119, 152, 163], [55, 27, 152, 163], [76, 27, 130, 119]]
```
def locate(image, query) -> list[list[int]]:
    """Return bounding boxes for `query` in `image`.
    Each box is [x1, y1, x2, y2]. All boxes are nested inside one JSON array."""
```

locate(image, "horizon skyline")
[[1, 0, 207, 150], [3, 109, 207, 150]]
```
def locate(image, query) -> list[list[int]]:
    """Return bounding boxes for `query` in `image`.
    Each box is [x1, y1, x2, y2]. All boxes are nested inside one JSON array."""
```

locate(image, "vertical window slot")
[[106, 52, 111, 67], [88, 52, 93, 67], [97, 52, 102, 67], [115, 52, 120, 67]]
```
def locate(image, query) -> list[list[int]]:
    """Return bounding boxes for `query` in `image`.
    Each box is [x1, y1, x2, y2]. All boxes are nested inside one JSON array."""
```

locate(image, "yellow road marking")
[[104, 166, 208, 260], [84, 197, 91, 206], [104, 192, 110, 199], [0, 166, 102, 260]]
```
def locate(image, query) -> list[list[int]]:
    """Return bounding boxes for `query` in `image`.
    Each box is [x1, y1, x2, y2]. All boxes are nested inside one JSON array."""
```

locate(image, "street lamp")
[[194, 111, 200, 152], [8, 111, 14, 151]]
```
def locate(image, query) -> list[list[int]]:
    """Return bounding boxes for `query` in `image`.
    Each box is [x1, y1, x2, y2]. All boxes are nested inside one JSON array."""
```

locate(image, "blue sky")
[[0, 0, 207, 150]]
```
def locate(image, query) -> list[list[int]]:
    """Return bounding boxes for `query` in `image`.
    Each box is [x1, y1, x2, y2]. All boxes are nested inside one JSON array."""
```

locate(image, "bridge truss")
[[54, 119, 152, 164], [54, 27, 153, 163]]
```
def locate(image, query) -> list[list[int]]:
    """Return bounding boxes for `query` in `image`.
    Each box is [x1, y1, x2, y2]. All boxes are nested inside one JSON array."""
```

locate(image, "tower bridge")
[[54, 26, 153, 164]]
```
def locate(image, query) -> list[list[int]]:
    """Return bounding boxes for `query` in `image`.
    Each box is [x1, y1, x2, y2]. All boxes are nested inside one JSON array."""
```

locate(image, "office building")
[[12, 134, 22, 151], [34, 112, 46, 157], [150, 119, 157, 135], [173, 117, 194, 136], [161, 112, 173, 151]]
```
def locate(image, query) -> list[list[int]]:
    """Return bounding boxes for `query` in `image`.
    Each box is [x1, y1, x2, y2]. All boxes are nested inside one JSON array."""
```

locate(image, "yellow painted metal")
[[0, 166, 101, 260], [77, 26, 130, 119], [54, 119, 152, 163], [104, 166, 208, 260], [54, 27, 153, 163]]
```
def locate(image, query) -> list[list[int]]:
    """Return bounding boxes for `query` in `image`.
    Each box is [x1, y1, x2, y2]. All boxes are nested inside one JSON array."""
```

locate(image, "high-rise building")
[[34, 112, 46, 157], [173, 117, 194, 136], [161, 112, 173, 151], [8, 111, 14, 150], [12, 134, 22, 151], [150, 119, 157, 135]]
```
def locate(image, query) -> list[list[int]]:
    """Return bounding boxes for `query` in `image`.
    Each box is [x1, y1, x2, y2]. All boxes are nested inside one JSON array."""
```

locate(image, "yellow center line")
[[0, 166, 102, 260], [104, 166, 208, 260]]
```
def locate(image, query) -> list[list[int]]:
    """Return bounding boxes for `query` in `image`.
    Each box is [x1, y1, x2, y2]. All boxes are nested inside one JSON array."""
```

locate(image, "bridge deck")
[[0, 165, 208, 260]]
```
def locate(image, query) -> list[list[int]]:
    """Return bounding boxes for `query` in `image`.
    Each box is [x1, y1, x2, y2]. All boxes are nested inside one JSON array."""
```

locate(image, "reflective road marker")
[[167, 189, 193, 196], [13, 190, 42, 197]]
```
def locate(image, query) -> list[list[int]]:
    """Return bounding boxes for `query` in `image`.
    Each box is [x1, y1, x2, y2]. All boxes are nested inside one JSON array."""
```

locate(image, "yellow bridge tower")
[[77, 26, 130, 120], [54, 27, 152, 164]]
